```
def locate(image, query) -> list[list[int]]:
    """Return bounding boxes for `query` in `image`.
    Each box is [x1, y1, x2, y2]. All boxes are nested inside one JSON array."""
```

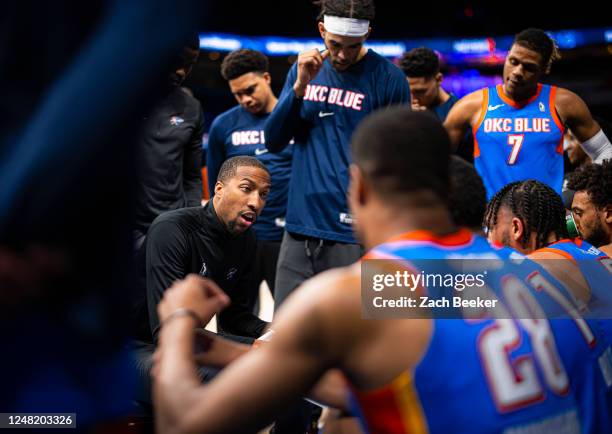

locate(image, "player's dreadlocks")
[[314, 0, 376, 21], [513, 28, 561, 74], [484, 180, 568, 249], [567, 160, 612, 209]]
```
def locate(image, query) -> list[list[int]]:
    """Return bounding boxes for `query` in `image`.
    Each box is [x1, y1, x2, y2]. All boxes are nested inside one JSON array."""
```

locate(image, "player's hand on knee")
[[158, 274, 231, 327], [294, 49, 329, 96]]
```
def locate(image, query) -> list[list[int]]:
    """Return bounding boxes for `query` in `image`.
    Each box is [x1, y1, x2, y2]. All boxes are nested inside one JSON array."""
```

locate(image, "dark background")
[[184, 1, 612, 130]]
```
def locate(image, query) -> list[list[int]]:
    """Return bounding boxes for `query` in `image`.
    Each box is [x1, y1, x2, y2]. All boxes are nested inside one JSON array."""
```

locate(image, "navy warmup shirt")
[[264, 49, 410, 243], [433, 93, 458, 121], [207, 106, 293, 241]]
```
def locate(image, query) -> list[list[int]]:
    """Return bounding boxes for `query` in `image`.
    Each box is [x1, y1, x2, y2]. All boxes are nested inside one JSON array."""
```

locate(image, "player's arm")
[[443, 90, 484, 153], [183, 107, 204, 207], [264, 50, 328, 153], [555, 88, 612, 163], [383, 66, 411, 106], [194, 331, 352, 410], [153, 268, 364, 433], [527, 250, 591, 306], [264, 65, 303, 153]]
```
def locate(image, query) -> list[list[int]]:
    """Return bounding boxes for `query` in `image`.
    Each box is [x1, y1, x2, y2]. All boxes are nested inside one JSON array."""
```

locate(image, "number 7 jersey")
[[473, 84, 565, 199]]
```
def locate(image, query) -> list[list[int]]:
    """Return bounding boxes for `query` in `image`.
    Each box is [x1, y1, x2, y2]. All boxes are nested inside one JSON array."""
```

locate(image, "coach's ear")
[[214, 181, 224, 198]]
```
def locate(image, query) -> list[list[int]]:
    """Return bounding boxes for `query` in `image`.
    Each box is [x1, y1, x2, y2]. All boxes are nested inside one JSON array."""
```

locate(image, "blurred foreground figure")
[[0, 0, 209, 429]]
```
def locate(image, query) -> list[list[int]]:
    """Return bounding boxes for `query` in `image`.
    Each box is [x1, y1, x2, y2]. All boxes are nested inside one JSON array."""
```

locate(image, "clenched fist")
[[293, 49, 329, 97], [158, 274, 230, 327]]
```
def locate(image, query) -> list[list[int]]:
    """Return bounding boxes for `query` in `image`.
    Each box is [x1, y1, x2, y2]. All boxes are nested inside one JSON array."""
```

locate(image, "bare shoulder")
[[555, 87, 585, 112], [528, 249, 591, 304], [272, 264, 364, 340], [528, 250, 566, 261], [451, 89, 484, 114], [445, 88, 486, 129], [554, 87, 582, 106], [554, 87, 590, 119], [274, 264, 362, 321]]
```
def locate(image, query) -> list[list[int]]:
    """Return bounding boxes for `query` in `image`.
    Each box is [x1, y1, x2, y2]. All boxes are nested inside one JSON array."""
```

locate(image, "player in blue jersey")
[[567, 160, 612, 257], [152, 109, 607, 433], [444, 28, 612, 199], [399, 47, 458, 121], [484, 179, 612, 313], [263, 0, 410, 308], [207, 49, 292, 300]]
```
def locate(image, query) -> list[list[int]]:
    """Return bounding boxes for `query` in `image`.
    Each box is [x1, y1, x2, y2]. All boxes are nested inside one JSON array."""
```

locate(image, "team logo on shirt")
[[539, 102, 546, 112], [303, 85, 365, 111], [585, 246, 603, 256], [483, 118, 552, 133], [232, 130, 265, 146], [170, 116, 185, 126], [226, 267, 238, 280], [199, 261, 208, 277], [255, 148, 269, 156]]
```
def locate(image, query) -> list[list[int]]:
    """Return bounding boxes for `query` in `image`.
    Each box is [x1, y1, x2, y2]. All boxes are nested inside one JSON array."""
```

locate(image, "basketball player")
[[444, 28, 612, 199], [484, 179, 612, 314], [263, 0, 410, 308], [567, 160, 612, 256], [153, 109, 606, 433], [399, 47, 458, 121]]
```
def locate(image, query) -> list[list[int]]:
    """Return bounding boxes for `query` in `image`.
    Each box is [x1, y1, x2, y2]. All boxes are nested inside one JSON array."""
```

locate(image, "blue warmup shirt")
[[433, 92, 458, 121], [207, 106, 292, 241], [473, 84, 565, 199], [264, 49, 410, 243]]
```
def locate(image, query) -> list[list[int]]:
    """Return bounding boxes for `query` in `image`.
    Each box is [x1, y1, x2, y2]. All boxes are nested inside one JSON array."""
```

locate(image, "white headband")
[[323, 15, 369, 37]]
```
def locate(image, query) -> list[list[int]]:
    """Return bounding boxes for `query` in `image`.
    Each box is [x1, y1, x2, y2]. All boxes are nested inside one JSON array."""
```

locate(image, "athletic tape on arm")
[[581, 129, 612, 163]]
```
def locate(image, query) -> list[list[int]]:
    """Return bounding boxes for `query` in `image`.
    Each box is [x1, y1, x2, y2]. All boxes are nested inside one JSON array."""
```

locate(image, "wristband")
[[162, 308, 203, 328]]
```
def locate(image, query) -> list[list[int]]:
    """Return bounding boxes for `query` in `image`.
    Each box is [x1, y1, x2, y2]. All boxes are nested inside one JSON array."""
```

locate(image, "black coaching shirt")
[[134, 86, 204, 235], [145, 201, 267, 341]]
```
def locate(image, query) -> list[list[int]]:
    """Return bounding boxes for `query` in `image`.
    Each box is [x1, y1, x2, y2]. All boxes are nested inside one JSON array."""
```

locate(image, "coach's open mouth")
[[239, 212, 256, 226]]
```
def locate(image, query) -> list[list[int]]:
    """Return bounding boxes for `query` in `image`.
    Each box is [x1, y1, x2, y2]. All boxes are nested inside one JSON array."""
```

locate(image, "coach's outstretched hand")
[[158, 274, 231, 327], [293, 49, 329, 97]]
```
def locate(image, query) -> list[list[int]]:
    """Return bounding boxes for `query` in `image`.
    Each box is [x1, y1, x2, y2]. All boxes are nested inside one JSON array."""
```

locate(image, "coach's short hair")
[[315, 0, 376, 22], [513, 28, 561, 74], [217, 156, 269, 183], [351, 108, 450, 201], [220, 49, 269, 81], [399, 47, 440, 79]]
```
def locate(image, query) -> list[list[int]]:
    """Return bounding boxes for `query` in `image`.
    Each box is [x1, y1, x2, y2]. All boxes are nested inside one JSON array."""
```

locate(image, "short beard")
[[225, 218, 241, 237], [585, 219, 609, 248]]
